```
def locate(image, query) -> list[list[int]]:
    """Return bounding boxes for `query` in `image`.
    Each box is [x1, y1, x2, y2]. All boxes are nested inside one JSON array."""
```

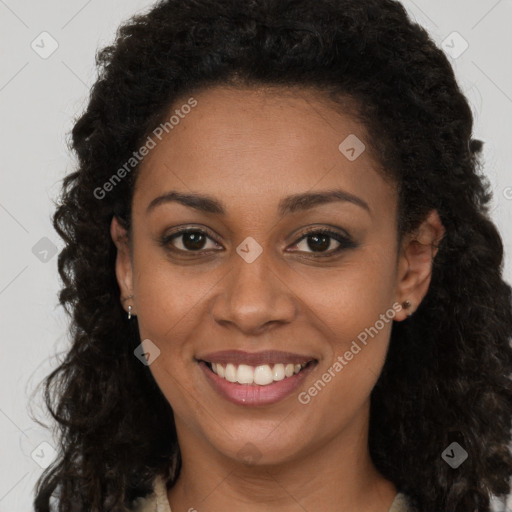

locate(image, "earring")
[[122, 295, 135, 319], [402, 300, 413, 316]]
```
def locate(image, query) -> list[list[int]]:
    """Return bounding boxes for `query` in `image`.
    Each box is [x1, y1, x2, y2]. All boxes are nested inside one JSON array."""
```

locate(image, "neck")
[[167, 407, 397, 512]]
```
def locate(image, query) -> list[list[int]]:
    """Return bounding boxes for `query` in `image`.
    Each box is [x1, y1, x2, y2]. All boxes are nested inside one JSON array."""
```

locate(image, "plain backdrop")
[[1, 1, 511, 510]]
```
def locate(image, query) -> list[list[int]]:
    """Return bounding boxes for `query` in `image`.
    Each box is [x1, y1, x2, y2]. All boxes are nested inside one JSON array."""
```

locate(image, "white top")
[[131, 474, 171, 512], [132, 473, 413, 512]]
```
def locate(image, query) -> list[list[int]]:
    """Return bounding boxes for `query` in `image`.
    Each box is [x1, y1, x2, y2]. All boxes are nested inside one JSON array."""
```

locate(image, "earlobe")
[[110, 216, 135, 315], [394, 210, 445, 321]]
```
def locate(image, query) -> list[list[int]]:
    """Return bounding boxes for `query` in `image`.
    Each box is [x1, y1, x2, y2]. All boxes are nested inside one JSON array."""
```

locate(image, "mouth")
[[196, 350, 318, 406]]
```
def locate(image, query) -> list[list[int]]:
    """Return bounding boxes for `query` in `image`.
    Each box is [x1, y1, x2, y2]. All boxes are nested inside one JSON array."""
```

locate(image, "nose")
[[210, 249, 297, 335]]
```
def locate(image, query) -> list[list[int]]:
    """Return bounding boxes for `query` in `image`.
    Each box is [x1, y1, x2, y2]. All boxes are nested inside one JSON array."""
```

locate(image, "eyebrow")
[[146, 189, 370, 216]]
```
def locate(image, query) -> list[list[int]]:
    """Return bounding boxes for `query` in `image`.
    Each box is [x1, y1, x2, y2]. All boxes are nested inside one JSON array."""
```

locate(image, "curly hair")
[[33, 0, 512, 511]]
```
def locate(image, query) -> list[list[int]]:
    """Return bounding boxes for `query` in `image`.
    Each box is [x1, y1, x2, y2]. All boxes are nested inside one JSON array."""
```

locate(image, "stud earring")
[[402, 300, 413, 316]]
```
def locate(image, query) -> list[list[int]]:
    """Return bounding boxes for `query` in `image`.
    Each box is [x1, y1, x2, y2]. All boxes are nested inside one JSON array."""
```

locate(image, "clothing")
[[133, 473, 415, 512], [131, 474, 171, 512]]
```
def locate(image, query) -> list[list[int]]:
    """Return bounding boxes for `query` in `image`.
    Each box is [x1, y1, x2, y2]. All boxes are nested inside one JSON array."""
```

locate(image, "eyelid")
[[292, 225, 352, 242]]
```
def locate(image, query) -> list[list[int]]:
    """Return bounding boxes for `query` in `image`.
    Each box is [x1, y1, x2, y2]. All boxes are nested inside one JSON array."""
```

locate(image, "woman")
[[34, 0, 512, 511]]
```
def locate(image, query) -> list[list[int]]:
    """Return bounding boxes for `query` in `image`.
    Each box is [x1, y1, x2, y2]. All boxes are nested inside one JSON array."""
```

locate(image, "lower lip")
[[198, 361, 316, 406]]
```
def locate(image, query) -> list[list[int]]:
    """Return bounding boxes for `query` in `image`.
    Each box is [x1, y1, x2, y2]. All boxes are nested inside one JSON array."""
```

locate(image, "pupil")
[[308, 234, 330, 252], [183, 232, 206, 250]]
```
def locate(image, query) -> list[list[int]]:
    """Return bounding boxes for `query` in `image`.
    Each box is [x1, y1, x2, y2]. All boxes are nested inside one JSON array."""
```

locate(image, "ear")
[[394, 210, 445, 321], [110, 216, 135, 316]]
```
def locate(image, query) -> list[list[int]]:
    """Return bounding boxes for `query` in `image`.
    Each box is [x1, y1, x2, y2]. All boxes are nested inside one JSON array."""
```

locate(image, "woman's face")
[[113, 85, 422, 466]]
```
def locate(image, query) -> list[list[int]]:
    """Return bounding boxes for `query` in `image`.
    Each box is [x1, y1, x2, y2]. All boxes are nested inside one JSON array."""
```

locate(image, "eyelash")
[[160, 226, 356, 258]]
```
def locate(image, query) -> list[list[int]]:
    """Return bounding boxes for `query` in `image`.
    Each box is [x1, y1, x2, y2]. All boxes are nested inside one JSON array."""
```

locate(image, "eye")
[[160, 226, 355, 257], [290, 229, 355, 255], [162, 229, 221, 252]]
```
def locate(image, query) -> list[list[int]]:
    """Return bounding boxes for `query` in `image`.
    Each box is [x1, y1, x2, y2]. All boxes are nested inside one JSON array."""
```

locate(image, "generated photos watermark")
[[298, 302, 403, 404], [93, 97, 198, 200]]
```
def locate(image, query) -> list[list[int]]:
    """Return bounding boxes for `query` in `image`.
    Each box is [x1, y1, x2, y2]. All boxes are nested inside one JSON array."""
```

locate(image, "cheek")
[[293, 247, 397, 341], [131, 254, 212, 419], [293, 251, 398, 408], [296, 261, 397, 418], [296, 323, 392, 442], [133, 260, 208, 352], [130, 222, 219, 328]]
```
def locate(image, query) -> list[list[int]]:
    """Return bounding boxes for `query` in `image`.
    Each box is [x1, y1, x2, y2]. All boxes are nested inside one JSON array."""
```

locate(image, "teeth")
[[207, 361, 309, 386], [225, 363, 237, 382], [237, 364, 254, 384], [254, 365, 274, 385], [273, 364, 285, 381]]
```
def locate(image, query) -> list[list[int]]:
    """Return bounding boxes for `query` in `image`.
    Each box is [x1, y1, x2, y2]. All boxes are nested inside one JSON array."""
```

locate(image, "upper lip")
[[197, 350, 317, 366]]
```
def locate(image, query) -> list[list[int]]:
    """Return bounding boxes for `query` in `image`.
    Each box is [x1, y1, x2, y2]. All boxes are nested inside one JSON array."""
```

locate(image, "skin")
[[111, 85, 445, 512]]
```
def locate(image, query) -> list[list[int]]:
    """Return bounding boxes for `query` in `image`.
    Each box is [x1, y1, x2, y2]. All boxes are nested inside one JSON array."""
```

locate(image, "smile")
[[197, 350, 317, 406]]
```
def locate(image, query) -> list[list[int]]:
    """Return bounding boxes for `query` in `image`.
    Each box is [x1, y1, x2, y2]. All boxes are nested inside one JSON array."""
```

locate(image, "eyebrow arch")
[[146, 189, 370, 216], [278, 189, 370, 216]]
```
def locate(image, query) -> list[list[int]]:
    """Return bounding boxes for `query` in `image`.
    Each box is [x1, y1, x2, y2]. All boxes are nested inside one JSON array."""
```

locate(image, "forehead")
[[132, 85, 396, 218]]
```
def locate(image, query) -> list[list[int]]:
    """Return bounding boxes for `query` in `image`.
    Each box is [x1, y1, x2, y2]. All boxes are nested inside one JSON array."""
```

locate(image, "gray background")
[[1, 0, 511, 510]]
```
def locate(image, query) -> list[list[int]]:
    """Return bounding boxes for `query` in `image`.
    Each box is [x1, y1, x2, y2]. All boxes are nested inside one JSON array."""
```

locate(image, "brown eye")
[[291, 229, 356, 255], [163, 229, 220, 252], [180, 231, 207, 251], [301, 233, 335, 252]]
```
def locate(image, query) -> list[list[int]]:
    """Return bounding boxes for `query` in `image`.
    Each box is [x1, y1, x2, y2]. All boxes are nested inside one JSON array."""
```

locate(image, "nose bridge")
[[210, 244, 296, 332]]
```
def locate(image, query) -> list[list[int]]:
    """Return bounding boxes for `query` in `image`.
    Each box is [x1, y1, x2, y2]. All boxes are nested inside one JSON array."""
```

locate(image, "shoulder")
[[389, 492, 419, 512], [131, 473, 172, 512]]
